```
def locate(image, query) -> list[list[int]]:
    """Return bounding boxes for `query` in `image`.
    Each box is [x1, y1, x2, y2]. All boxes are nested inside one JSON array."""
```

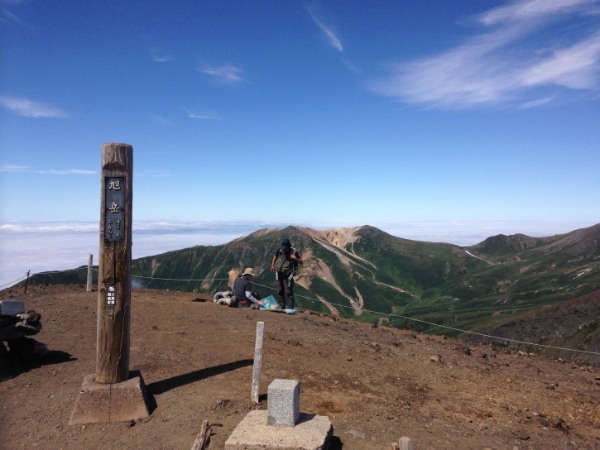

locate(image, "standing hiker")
[[270, 239, 303, 309], [232, 268, 264, 308]]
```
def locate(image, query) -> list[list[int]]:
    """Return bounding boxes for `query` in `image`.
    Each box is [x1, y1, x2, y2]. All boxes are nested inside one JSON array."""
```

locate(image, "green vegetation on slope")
[[19, 223, 600, 362]]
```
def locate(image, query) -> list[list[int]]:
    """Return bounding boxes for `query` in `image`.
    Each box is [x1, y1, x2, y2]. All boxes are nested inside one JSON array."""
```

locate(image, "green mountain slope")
[[21, 223, 600, 361]]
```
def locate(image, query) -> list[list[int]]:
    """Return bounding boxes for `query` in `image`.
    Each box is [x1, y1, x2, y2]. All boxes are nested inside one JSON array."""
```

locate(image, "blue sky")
[[1, 1, 599, 248]]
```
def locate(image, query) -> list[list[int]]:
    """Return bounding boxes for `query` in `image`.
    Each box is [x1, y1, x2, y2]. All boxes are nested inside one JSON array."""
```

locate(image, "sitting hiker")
[[213, 288, 233, 306], [232, 268, 265, 307]]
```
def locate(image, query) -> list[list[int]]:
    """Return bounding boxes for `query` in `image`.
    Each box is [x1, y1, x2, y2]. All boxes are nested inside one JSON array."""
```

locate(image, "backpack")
[[273, 246, 299, 276]]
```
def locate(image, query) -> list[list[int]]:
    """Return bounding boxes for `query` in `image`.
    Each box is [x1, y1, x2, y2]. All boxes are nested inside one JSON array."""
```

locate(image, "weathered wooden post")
[[86, 254, 93, 292], [24, 270, 30, 294], [96, 143, 133, 383], [70, 143, 149, 425]]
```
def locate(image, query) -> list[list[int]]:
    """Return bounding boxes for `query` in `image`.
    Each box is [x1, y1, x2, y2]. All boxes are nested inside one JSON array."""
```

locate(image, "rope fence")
[[0, 274, 28, 290], [5, 266, 599, 358]]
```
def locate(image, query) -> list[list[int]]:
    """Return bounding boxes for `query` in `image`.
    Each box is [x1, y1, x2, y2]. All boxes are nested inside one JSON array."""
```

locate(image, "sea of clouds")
[[0, 219, 595, 288]]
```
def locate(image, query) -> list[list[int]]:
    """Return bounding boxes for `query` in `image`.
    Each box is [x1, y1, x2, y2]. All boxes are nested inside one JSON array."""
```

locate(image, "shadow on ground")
[[0, 349, 76, 381], [147, 359, 254, 395]]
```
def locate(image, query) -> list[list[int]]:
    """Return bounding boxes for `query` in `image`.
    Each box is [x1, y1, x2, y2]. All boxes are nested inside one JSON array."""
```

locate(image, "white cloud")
[[0, 8, 21, 24], [517, 94, 557, 109], [0, 164, 29, 172], [0, 0, 28, 5], [370, 0, 600, 109], [0, 0, 27, 25], [480, 0, 598, 25], [0, 220, 277, 287], [48, 169, 97, 175], [309, 10, 344, 52], [0, 95, 69, 118], [0, 164, 96, 175], [198, 65, 245, 84], [147, 113, 174, 126], [151, 53, 174, 63], [186, 109, 222, 121], [519, 31, 600, 89]]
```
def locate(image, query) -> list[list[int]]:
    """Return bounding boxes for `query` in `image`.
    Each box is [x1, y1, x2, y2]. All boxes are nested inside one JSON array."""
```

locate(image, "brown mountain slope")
[[1, 285, 599, 449]]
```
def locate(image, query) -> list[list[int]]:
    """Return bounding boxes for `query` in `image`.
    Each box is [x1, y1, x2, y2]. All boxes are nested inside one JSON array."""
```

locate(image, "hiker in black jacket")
[[270, 239, 303, 309]]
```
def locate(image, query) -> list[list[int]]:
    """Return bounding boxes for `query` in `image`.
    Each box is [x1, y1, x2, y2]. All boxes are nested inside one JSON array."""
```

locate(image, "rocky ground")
[[1, 285, 599, 449]]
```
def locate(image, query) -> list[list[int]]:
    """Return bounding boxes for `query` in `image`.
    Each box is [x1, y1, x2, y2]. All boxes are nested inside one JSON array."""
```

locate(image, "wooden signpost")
[[70, 143, 149, 424], [96, 143, 133, 384]]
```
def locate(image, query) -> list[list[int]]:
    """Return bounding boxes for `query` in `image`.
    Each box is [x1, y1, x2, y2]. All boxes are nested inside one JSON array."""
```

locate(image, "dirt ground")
[[1, 285, 599, 450]]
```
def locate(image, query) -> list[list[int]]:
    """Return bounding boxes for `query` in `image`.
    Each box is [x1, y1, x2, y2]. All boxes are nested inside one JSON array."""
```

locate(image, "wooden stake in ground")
[[190, 419, 222, 450], [95, 143, 133, 384], [251, 321, 265, 403], [86, 254, 93, 292]]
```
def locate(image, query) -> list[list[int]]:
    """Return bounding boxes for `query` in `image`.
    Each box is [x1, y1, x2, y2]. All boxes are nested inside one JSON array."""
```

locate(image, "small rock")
[[348, 429, 366, 439], [367, 342, 381, 352], [538, 416, 550, 427], [214, 399, 232, 410], [513, 429, 530, 440], [555, 418, 570, 434], [429, 355, 442, 363]]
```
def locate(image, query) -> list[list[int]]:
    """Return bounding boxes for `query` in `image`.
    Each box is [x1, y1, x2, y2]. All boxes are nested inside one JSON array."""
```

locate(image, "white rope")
[[91, 267, 228, 283], [252, 280, 600, 357], [13, 268, 598, 357], [131, 274, 230, 282], [0, 274, 28, 289]]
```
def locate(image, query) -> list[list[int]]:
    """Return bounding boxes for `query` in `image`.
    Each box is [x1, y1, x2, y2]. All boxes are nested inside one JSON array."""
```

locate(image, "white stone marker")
[[267, 379, 300, 427], [399, 436, 414, 450]]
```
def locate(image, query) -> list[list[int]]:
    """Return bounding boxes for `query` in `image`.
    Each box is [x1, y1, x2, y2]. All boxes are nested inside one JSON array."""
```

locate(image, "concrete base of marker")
[[225, 410, 333, 450], [69, 371, 150, 425]]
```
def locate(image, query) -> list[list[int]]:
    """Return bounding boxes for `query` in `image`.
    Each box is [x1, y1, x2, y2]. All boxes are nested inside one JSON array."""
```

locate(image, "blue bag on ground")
[[259, 295, 281, 311]]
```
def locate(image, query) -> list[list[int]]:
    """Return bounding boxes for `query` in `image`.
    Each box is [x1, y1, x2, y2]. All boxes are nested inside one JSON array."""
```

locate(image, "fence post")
[[252, 321, 265, 403], [95, 143, 133, 384], [86, 254, 93, 292], [24, 270, 30, 294]]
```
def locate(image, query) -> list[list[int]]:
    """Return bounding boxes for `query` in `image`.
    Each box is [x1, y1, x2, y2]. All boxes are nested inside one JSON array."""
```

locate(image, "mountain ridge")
[[21, 223, 600, 364]]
